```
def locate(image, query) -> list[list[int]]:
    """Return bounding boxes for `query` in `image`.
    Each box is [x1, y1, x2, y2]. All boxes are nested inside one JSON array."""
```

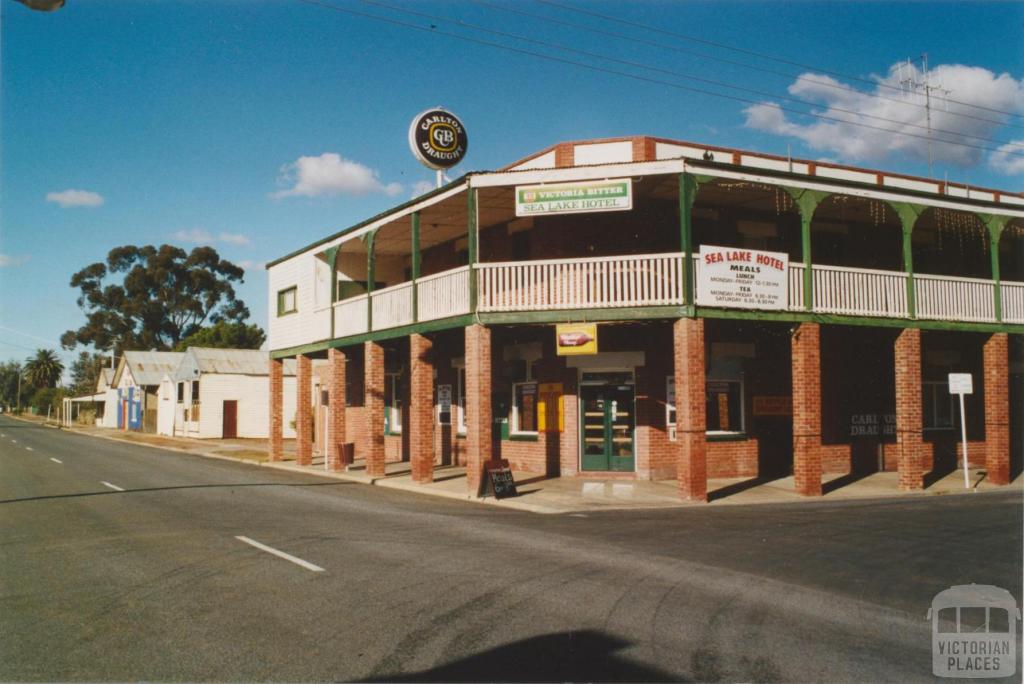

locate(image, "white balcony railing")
[[333, 294, 368, 338], [788, 262, 806, 312], [418, 265, 471, 322], [1001, 281, 1024, 324], [477, 252, 686, 312], [812, 264, 910, 318], [371, 281, 414, 330], [914, 273, 996, 323]]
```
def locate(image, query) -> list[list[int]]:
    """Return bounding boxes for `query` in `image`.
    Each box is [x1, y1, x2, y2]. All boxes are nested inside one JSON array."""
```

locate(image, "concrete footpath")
[[19, 414, 1023, 514]]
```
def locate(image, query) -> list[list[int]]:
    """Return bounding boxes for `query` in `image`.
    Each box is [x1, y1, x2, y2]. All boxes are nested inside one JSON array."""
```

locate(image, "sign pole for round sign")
[[408, 107, 469, 188]]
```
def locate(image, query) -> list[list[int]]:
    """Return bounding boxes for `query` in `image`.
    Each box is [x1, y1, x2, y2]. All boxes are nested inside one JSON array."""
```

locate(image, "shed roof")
[[187, 347, 273, 375], [122, 351, 186, 386]]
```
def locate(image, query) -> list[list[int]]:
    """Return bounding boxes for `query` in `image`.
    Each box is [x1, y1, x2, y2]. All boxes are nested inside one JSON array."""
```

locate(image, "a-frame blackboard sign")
[[480, 459, 518, 499]]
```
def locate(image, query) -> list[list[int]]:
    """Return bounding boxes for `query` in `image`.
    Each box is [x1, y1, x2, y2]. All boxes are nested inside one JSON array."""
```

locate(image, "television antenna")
[[900, 53, 952, 178]]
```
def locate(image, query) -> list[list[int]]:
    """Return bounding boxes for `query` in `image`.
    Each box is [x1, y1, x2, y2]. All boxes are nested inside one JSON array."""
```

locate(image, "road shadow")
[[708, 475, 785, 502], [0, 481, 354, 505], [366, 630, 681, 683]]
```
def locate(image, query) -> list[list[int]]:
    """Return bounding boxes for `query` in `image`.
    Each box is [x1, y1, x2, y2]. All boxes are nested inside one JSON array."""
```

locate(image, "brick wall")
[[792, 323, 822, 495]]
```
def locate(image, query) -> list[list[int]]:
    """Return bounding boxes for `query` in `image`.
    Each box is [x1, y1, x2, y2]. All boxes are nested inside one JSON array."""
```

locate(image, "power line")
[[357, 0, 1024, 152], [538, 0, 1024, 121], [471, 0, 1024, 133], [296, 0, 1022, 160]]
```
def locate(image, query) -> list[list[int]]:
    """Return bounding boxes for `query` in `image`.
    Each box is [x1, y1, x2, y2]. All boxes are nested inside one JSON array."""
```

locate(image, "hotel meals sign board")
[[515, 179, 632, 217], [697, 245, 789, 310]]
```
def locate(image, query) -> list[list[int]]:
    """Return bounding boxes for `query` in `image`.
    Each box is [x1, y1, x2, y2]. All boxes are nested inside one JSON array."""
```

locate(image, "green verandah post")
[[891, 202, 924, 319]]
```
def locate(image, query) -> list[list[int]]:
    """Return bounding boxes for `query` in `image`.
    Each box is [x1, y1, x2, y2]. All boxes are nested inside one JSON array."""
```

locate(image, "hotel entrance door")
[[579, 372, 635, 472]]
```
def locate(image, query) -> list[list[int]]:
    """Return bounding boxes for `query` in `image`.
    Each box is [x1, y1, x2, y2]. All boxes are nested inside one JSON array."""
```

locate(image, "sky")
[[2, 0, 1022, 372]]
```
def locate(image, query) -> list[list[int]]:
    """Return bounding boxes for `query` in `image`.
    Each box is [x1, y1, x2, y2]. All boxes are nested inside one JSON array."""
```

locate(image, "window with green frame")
[[277, 286, 297, 315]]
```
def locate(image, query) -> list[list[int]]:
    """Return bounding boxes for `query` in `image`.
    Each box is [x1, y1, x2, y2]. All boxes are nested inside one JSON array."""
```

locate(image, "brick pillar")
[[296, 354, 312, 466], [792, 323, 823, 496], [465, 324, 492, 495], [269, 357, 283, 462], [328, 348, 348, 471], [674, 318, 707, 502], [409, 334, 435, 483], [364, 341, 386, 477], [894, 328, 924, 490], [984, 333, 1010, 485]]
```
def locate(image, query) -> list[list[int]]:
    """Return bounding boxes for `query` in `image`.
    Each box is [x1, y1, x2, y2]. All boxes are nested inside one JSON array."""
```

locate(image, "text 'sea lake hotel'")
[[266, 131, 1022, 501]]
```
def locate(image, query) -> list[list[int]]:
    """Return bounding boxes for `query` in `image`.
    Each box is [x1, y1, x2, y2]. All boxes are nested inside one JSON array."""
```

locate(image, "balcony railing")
[[477, 252, 686, 312], [318, 257, 1019, 344], [418, 265, 471, 322], [914, 273, 996, 323], [371, 281, 414, 329], [1002, 282, 1024, 324], [333, 294, 368, 337]]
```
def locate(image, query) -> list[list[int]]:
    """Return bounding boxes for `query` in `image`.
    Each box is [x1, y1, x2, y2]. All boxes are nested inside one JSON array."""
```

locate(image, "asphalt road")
[[1, 414, 1021, 683]]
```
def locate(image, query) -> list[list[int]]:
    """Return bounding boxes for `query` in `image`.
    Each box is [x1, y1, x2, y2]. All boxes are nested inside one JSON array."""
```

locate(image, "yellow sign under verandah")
[[555, 323, 597, 356]]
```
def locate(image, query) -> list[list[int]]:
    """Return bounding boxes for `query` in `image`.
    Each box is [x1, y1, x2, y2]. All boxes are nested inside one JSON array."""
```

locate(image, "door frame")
[[577, 367, 636, 473]]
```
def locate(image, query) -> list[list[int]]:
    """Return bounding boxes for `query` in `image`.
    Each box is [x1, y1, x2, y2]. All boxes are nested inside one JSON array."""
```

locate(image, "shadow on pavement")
[[366, 630, 681, 683], [0, 481, 354, 505], [708, 475, 785, 502]]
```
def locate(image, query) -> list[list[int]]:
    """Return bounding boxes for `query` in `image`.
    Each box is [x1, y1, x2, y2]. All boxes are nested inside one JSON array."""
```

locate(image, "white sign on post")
[[948, 373, 974, 490], [696, 245, 789, 310]]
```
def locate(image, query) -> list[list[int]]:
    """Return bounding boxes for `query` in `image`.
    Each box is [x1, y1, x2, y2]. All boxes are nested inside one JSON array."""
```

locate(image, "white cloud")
[[172, 229, 252, 246], [410, 180, 435, 198], [0, 254, 29, 267], [271, 153, 403, 199], [989, 139, 1024, 175], [234, 260, 264, 272], [743, 62, 1024, 170], [173, 229, 214, 244], [218, 232, 251, 246], [45, 189, 104, 208]]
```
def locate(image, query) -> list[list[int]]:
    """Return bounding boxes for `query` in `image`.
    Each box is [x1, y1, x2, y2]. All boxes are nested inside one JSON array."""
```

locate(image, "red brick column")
[[792, 323, 823, 496], [328, 348, 348, 471], [465, 324, 492, 495], [296, 354, 312, 466], [984, 333, 1010, 485], [674, 318, 707, 502], [894, 328, 924, 490], [269, 357, 283, 462], [364, 341, 386, 477], [409, 334, 435, 483]]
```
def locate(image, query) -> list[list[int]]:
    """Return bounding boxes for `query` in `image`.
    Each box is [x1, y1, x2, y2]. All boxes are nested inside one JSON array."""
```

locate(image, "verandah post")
[[467, 187, 478, 313], [891, 202, 923, 319], [411, 211, 421, 323]]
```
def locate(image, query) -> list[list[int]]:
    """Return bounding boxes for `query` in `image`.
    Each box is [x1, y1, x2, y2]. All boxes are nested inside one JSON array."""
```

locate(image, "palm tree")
[[24, 349, 64, 389]]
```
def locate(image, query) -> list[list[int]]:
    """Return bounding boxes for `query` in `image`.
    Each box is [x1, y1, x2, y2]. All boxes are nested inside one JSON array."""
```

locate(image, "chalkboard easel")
[[480, 459, 518, 499]]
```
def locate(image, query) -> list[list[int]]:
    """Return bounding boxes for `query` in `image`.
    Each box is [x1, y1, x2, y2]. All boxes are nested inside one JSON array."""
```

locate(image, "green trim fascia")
[[467, 188, 478, 312], [891, 201, 924, 319], [981, 214, 1007, 322], [411, 211, 421, 324], [695, 306, 1024, 334], [265, 173, 472, 269], [478, 305, 686, 325]]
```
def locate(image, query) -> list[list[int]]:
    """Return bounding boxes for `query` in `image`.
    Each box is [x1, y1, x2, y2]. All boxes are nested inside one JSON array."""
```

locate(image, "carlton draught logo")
[[928, 584, 1020, 678], [408, 108, 468, 170]]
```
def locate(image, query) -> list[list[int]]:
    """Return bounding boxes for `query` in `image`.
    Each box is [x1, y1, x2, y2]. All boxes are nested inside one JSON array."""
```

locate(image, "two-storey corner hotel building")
[[265, 136, 1023, 501]]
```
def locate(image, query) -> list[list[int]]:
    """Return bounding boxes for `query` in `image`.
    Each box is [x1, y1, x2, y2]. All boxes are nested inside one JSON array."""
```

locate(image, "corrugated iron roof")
[[124, 351, 185, 386], [186, 347, 273, 376]]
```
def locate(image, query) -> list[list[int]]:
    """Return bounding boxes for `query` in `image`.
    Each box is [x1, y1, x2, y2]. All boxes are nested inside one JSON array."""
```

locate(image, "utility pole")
[[900, 53, 951, 178]]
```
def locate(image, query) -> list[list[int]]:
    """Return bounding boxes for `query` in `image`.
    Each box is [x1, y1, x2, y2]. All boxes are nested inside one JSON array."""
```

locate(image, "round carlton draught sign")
[[408, 108, 468, 170]]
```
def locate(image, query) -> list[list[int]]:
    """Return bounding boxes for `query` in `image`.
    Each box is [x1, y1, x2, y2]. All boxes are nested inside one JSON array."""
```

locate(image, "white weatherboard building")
[[157, 348, 298, 439]]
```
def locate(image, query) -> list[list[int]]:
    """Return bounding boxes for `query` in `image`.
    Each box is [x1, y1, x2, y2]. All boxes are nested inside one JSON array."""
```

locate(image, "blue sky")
[[2, 0, 1022, 369]]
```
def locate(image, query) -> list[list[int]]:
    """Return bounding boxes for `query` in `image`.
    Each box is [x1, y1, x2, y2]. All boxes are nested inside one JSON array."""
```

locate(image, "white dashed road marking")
[[25, 447, 33, 451], [101, 481, 125, 492], [235, 536, 325, 573], [50, 458, 63, 464]]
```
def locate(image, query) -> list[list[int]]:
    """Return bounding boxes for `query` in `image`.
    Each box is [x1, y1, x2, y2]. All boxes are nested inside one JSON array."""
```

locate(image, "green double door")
[[580, 374, 635, 472]]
